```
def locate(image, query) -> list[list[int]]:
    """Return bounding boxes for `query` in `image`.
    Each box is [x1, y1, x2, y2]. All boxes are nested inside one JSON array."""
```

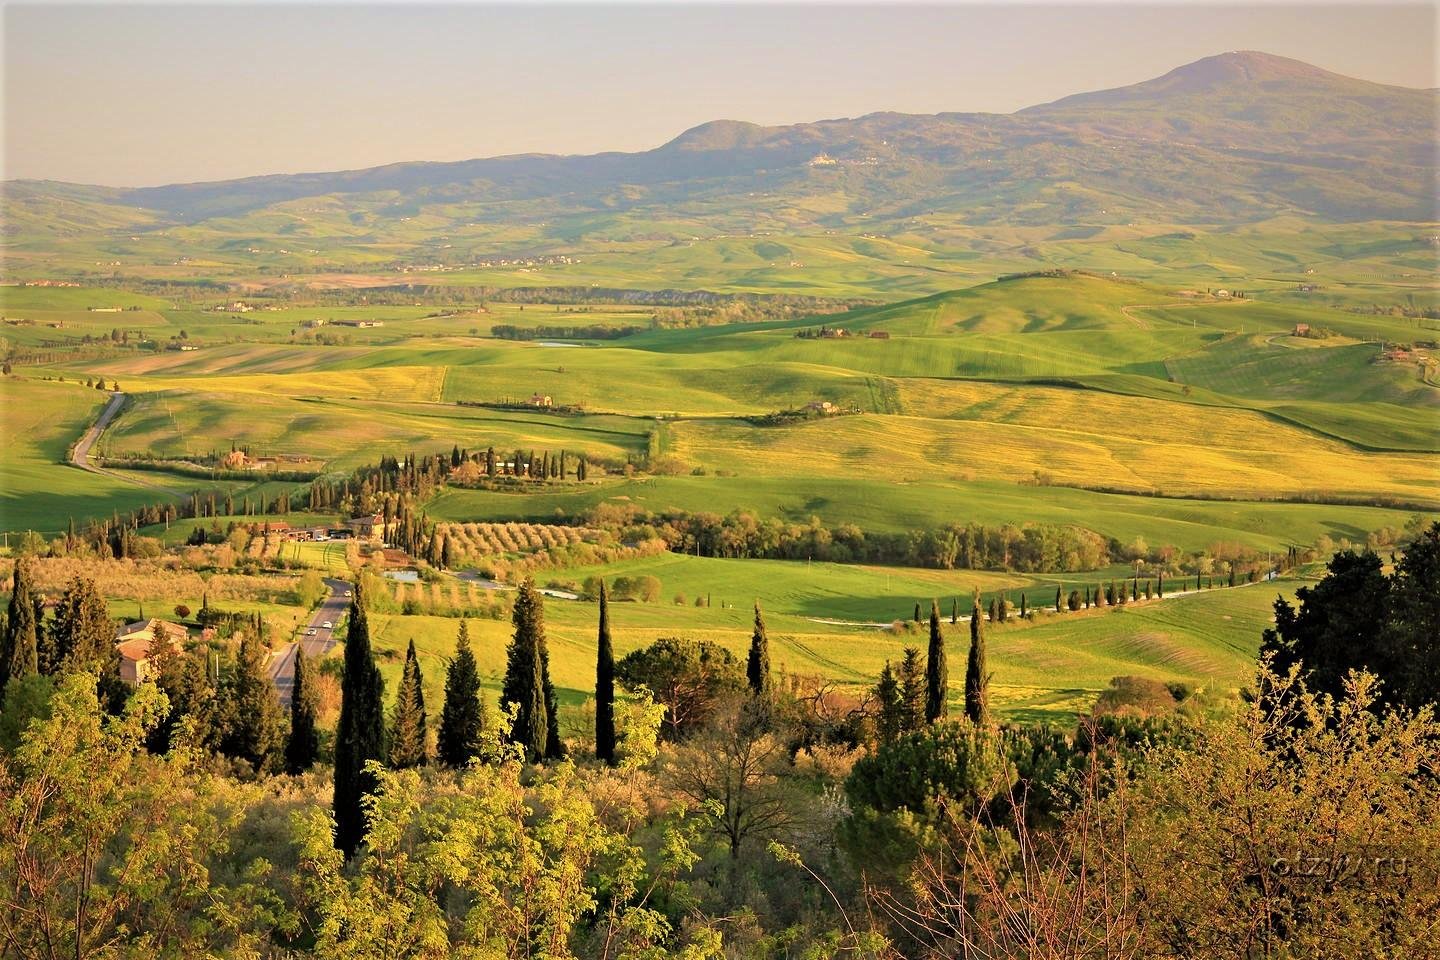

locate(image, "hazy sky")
[[3, 2, 1435, 187]]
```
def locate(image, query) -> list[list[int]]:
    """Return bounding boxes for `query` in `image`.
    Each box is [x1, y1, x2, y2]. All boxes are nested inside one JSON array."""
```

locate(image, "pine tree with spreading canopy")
[[43, 577, 113, 676], [389, 639, 428, 768], [924, 600, 948, 723], [219, 631, 285, 774], [594, 580, 617, 764], [965, 598, 989, 725], [286, 645, 320, 774], [746, 601, 771, 696], [437, 621, 485, 767], [333, 581, 385, 858]]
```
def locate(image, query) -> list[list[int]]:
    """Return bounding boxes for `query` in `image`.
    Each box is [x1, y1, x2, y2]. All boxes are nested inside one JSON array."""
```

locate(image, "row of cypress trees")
[[873, 594, 988, 744], [331, 577, 576, 857]]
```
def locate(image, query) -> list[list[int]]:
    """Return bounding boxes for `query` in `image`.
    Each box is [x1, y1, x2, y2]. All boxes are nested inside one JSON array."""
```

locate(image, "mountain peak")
[[1155, 50, 1341, 88], [1025, 50, 1386, 113], [660, 119, 768, 152]]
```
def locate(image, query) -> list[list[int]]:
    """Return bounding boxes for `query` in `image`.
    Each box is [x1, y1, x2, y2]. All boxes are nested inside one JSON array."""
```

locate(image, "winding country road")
[[71, 391, 127, 470], [268, 577, 351, 705], [69, 391, 167, 490]]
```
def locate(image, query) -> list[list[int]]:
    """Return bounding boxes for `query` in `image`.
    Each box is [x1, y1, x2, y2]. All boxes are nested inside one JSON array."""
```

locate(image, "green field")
[[4, 186, 1434, 733], [0, 378, 194, 534], [359, 569, 1281, 723], [8, 273, 1433, 547]]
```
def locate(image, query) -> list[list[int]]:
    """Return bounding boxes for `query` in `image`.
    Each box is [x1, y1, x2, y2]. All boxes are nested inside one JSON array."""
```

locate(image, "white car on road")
[[305, 628, 317, 637], [321, 621, 333, 629]]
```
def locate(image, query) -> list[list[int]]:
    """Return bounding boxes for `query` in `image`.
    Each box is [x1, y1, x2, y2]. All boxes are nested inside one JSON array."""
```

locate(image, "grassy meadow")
[[2, 217, 1433, 726], [359, 569, 1281, 723]]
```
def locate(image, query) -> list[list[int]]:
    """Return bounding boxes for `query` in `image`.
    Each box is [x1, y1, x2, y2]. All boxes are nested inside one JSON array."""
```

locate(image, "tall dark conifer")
[[965, 599, 989, 725], [1, 560, 39, 693], [44, 577, 112, 674], [333, 582, 385, 858], [1054, 585, 1063, 613], [874, 661, 903, 745], [924, 600, 947, 723], [501, 580, 562, 761], [389, 639, 428, 768], [437, 621, 484, 767], [897, 647, 924, 733], [286, 645, 320, 774], [220, 631, 285, 773], [746, 601, 771, 696], [595, 580, 617, 764]]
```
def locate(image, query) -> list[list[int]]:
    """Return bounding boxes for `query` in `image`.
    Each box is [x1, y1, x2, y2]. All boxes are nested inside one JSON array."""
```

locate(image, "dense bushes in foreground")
[[0, 527, 1435, 957], [2, 661, 1435, 959]]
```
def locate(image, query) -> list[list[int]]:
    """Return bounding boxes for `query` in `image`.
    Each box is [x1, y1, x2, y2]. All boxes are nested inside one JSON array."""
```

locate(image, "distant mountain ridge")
[[7, 51, 1436, 230]]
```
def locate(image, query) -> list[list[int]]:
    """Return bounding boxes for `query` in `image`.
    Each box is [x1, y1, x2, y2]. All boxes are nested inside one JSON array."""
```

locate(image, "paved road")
[[268, 577, 351, 705]]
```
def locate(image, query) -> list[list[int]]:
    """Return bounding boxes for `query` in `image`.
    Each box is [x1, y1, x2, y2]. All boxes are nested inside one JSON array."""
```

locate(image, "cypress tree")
[[924, 600, 947, 723], [913, 601, 922, 624], [746, 601, 771, 696], [988, 597, 998, 622], [437, 621, 484, 767], [1020, 593, 1028, 619], [1, 560, 39, 692], [286, 645, 320, 774], [1132, 579, 1140, 602], [1157, 572, 1165, 598], [950, 598, 958, 625], [595, 580, 616, 764], [334, 582, 385, 858], [501, 580, 562, 761], [389, 639, 428, 768], [874, 661, 903, 745], [897, 647, 924, 733], [964, 599, 988, 725], [1055, 585, 1063, 613]]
